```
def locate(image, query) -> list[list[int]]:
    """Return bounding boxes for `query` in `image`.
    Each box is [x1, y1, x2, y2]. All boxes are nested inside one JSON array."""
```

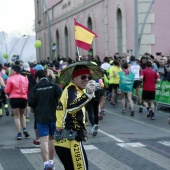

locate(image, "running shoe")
[[130, 110, 135, 116], [100, 109, 106, 115], [150, 113, 155, 120], [92, 125, 98, 137], [139, 106, 143, 113], [49, 163, 55, 170], [44, 164, 53, 170], [147, 109, 153, 118], [33, 140, 40, 146], [121, 110, 126, 114], [23, 130, 30, 138], [16, 133, 22, 140]]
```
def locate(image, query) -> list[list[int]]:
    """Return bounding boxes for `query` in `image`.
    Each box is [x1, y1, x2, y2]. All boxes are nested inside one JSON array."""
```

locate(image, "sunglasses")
[[81, 75, 92, 80]]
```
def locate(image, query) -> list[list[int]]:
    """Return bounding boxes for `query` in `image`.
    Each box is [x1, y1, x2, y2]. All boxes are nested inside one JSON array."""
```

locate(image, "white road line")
[[124, 146, 170, 169], [86, 147, 133, 170], [84, 145, 98, 150], [158, 141, 170, 146], [20, 148, 41, 154], [117, 142, 146, 148], [98, 129, 124, 143]]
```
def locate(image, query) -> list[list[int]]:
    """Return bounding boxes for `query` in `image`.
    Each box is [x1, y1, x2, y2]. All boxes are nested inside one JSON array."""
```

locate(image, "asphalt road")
[[0, 100, 170, 170]]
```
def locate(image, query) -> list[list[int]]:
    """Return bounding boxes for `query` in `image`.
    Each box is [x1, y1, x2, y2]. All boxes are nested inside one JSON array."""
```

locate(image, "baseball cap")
[[33, 64, 44, 71], [23, 62, 30, 71]]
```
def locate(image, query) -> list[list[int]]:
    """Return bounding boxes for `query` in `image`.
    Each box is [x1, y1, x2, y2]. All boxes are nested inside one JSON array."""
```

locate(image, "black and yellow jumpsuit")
[[55, 82, 93, 170]]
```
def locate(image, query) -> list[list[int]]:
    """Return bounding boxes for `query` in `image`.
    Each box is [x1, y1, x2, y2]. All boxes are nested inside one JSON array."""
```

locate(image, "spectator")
[[54, 65, 96, 170]]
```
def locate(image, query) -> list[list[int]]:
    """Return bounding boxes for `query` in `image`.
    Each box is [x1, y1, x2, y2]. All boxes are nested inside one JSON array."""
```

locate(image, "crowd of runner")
[[0, 52, 170, 169]]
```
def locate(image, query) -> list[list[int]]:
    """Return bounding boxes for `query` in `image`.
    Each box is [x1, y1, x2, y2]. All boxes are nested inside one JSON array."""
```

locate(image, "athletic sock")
[[44, 161, 49, 167], [49, 160, 54, 164]]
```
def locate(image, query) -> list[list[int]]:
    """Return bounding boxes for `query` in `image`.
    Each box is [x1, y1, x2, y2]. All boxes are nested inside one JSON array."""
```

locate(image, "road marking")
[[116, 142, 146, 148], [84, 145, 98, 150], [158, 141, 170, 146], [124, 145, 170, 169], [98, 129, 124, 143], [20, 148, 40, 154], [86, 147, 133, 170], [106, 109, 170, 134]]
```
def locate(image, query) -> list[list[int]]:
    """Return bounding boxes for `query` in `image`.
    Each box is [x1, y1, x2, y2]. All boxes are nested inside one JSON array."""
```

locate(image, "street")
[[0, 101, 170, 170]]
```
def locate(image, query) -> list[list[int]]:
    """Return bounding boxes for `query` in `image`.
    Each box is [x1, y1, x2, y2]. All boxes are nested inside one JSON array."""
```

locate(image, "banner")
[[132, 81, 170, 105]]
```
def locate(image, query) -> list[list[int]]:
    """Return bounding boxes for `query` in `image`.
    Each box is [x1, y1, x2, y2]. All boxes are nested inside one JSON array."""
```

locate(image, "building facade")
[[34, 0, 170, 61]]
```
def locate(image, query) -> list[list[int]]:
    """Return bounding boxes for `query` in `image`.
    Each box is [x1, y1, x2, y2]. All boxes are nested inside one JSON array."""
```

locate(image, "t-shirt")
[[130, 62, 140, 80], [141, 68, 158, 91], [101, 63, 110, 70], [118, 71, 135, 93], [109, 66, 122, 84]]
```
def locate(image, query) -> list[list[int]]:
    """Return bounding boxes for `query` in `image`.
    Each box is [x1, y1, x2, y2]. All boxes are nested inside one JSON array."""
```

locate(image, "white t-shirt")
[[101, 63, 110, 70], [130, 63, 140, 80]]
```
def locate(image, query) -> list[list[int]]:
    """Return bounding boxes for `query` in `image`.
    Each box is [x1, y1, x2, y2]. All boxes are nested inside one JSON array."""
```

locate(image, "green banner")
[[132, 81, 170, 105]]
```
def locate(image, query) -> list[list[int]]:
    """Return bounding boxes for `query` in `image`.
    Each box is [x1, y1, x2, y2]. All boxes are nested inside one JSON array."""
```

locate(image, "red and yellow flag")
[[74, 19, 98, 51]]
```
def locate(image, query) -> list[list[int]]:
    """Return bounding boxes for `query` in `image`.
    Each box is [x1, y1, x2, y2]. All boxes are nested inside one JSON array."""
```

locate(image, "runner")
[[119, 62, 135, 115], [4, 65, 30, 140], [28, 70, 62, 170], [140, 61, 160, 120], [129, 56, 143, 112]]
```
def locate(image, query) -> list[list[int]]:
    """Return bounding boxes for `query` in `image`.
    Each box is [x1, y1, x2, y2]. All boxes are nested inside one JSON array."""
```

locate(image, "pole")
[[76, 47, 81, 61], [138, 0, 155, 49], [20, 35, 30, 61], [134, 0, 139, 58], [42, 0, 52, 61]]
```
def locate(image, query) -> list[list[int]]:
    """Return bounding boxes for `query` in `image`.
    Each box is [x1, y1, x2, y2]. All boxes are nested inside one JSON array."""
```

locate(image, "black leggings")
[[55, 139, 88, 170], [86, 99, 99, 126]]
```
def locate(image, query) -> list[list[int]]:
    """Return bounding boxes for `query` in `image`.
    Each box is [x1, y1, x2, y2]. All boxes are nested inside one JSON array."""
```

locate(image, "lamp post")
[[20, 35, 30, 61], [9, 35, 26, 61], [42, 0, 52, 61]]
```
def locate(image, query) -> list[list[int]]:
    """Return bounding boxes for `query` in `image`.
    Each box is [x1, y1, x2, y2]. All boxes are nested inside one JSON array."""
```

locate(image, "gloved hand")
[[86, 80, 96, 95]]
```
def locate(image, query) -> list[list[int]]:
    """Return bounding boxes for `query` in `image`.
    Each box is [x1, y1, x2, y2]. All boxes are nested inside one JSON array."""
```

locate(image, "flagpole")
[[76, 47, 81, 61]]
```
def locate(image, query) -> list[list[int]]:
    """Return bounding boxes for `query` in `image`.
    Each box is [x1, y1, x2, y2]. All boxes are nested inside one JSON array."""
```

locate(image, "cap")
[[23, 62, 30, 71], [33, 64, 44, 71]]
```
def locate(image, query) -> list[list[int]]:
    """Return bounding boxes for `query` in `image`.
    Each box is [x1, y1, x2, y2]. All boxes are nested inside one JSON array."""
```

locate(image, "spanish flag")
[[74, 19, 98, 51]]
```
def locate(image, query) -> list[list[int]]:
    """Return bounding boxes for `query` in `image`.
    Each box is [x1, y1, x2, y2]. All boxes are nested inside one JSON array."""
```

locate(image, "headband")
[[72, 68, 90, 79]]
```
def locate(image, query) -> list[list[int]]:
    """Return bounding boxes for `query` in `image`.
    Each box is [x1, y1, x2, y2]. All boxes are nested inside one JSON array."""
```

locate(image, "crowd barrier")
[[132, 81, 170, 112]]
